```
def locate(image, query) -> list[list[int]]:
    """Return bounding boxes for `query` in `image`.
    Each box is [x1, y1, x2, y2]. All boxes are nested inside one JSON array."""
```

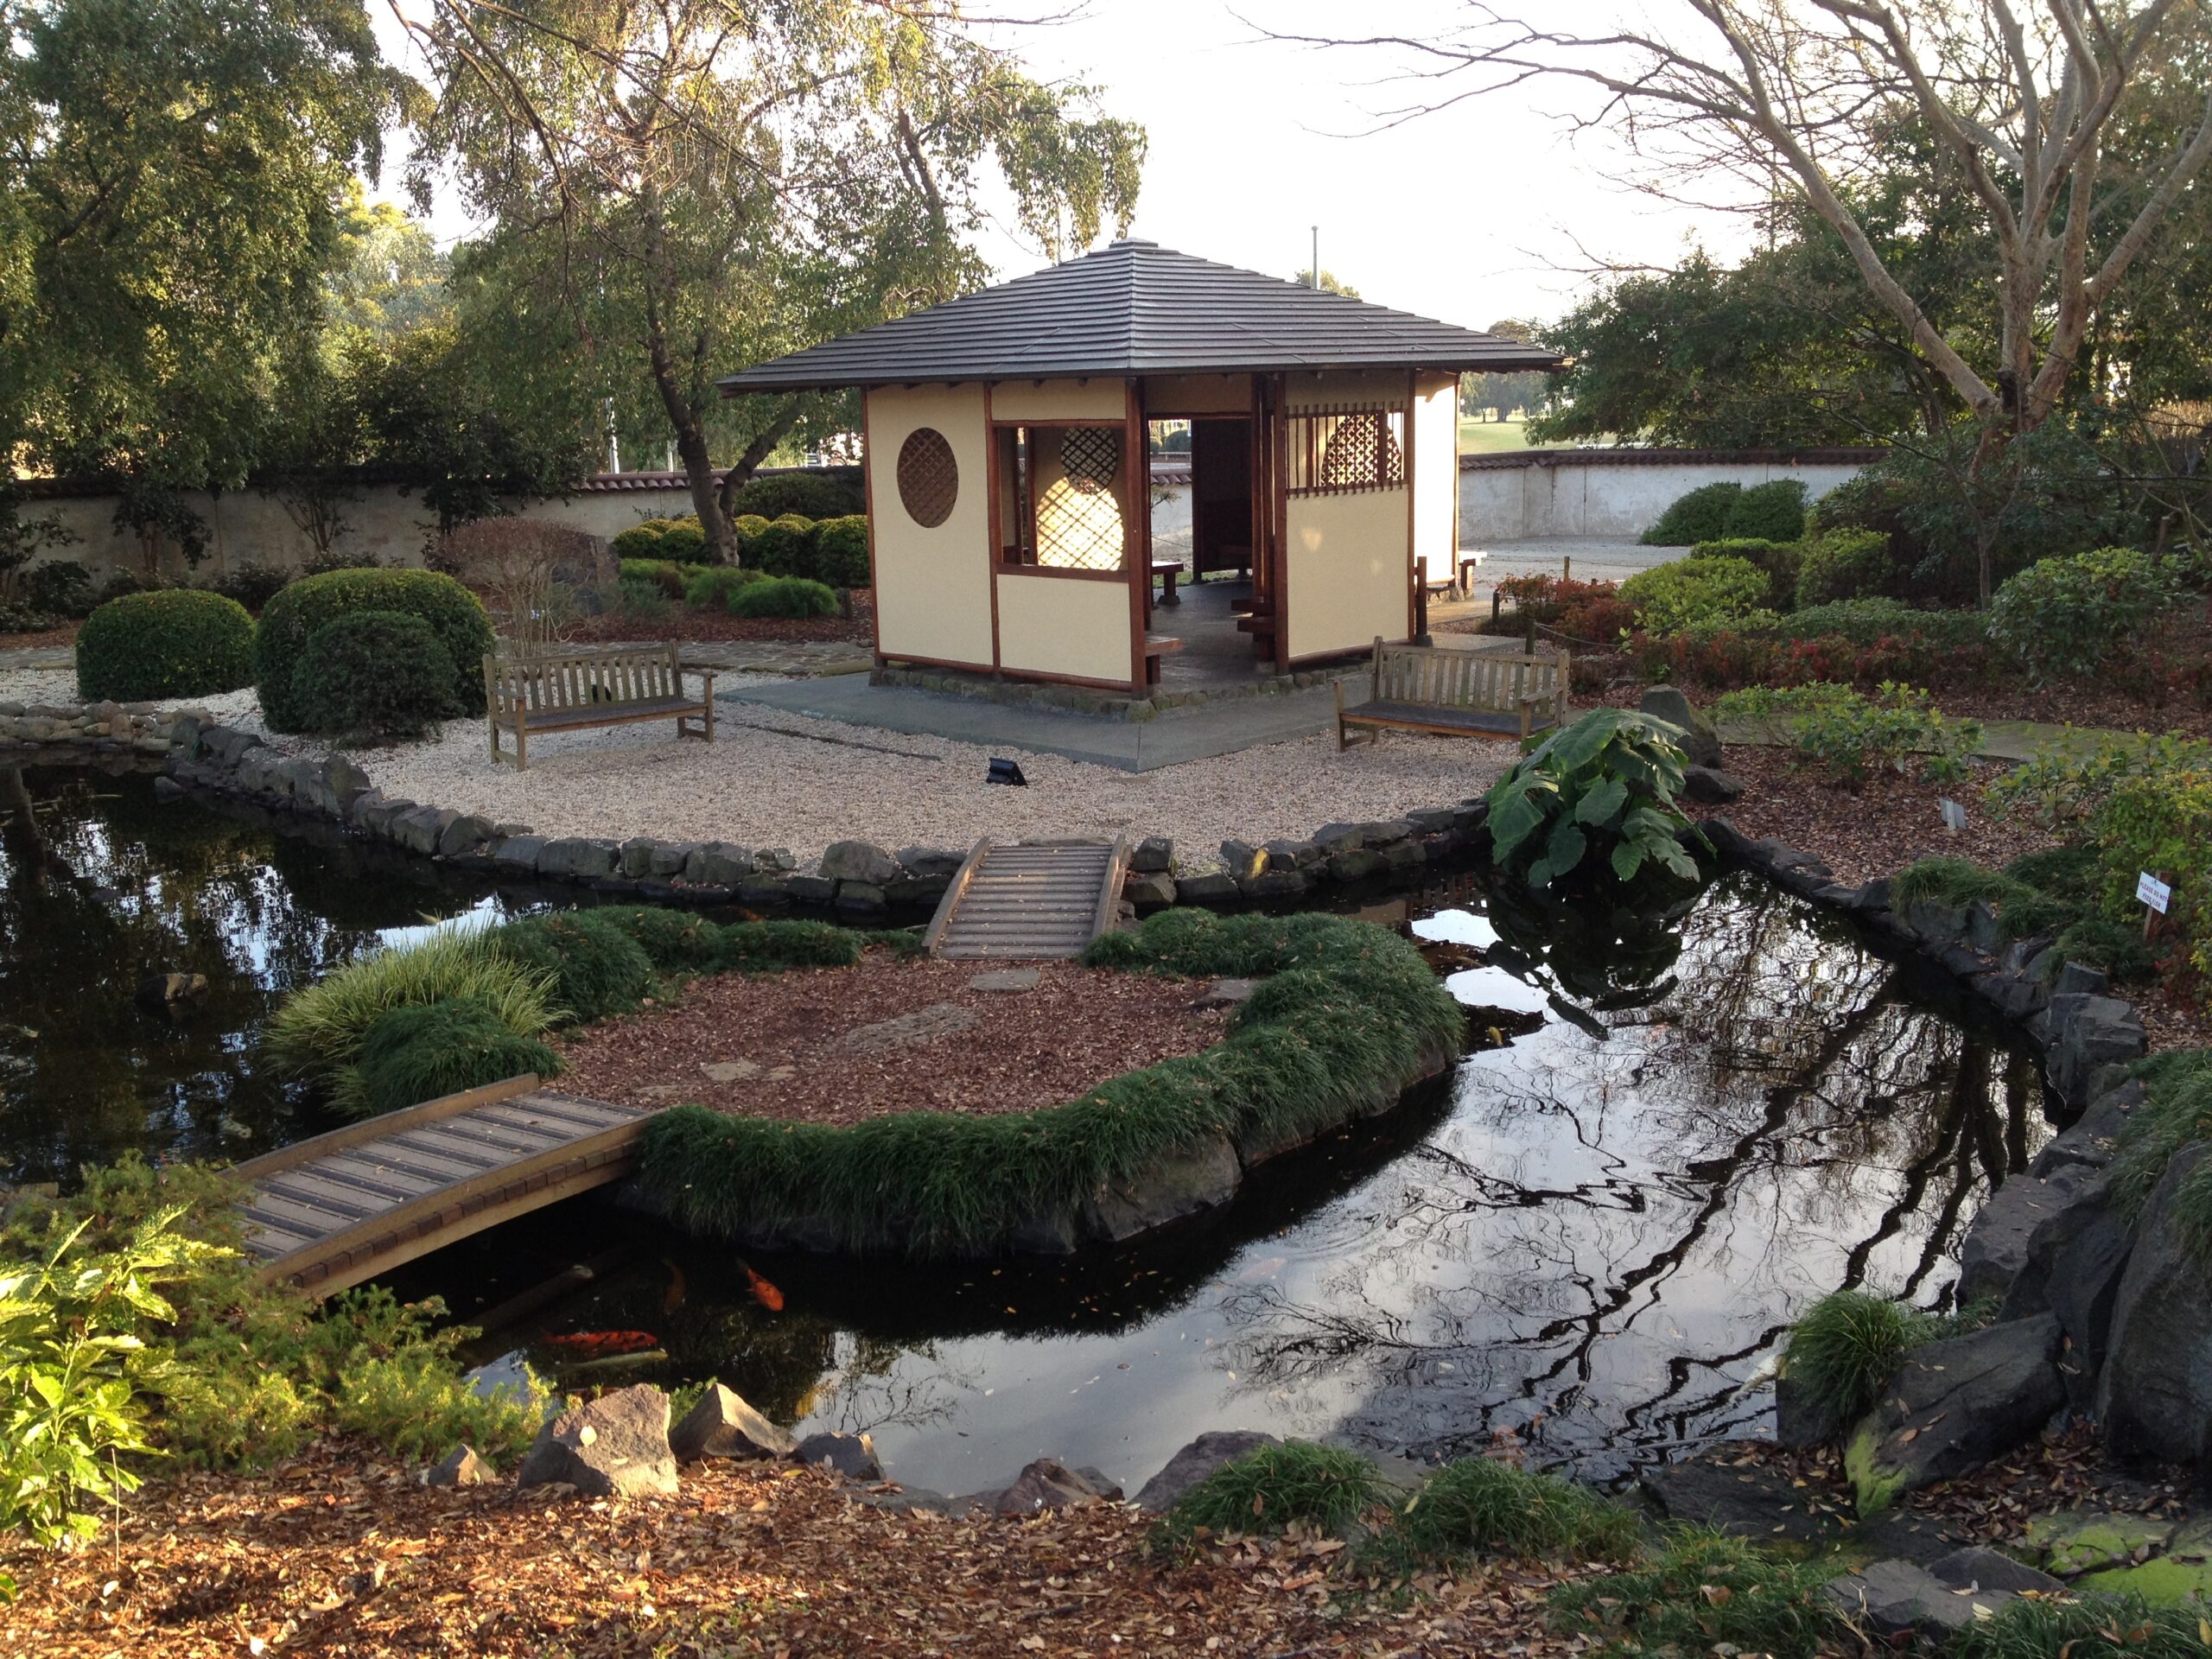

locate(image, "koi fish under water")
[[538, 1330, 660, 1358], [741, 1263, 785, 1313]]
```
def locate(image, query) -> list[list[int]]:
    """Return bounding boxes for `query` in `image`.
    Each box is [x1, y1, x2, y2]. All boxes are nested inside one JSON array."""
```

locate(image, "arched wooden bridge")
[[231, 1077, 657, 1298]]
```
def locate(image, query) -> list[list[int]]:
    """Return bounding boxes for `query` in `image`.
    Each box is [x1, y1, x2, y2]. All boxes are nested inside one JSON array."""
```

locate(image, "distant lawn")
[[1457, 416, 1552, 455]]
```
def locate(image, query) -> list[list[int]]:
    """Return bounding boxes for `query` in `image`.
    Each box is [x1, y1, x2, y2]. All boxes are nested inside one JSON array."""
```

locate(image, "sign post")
[[2138, 871, 2172, 944]]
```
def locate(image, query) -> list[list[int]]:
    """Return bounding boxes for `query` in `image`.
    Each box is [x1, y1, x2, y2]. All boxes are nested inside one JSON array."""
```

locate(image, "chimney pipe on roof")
[[1311, 226, 1319, 289]]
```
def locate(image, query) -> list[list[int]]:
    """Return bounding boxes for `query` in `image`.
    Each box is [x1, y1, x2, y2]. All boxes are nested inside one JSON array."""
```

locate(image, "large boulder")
[[991, 1459, 1123, 1516], [819, 840, 899, 885], [1637, 685, 1721, 767], [668, 1383, 797, 1462], [795, 1431, 883, 1482], [2098, 1144, 2212, 1465], [1999, 1168, 2133, 1405], [1845, 1313, 2064, 1514], [516, 1383, 678, 1499], [2038, 993, 2148, 1107], [1132, 1430, 1280, 1513], [1959, 1166, 2101, 1306], [1080, 1134, 1240, 1243], [1824, 1557, 2038, 1642]]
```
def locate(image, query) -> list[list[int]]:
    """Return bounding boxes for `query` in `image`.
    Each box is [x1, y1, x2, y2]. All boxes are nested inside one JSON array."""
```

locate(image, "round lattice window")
[[896, 428, 958, 528], [1061, 427, 1120, 494]]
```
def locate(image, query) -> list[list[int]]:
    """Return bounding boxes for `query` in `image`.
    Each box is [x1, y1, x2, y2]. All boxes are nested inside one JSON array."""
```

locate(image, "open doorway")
[[1188, 418, 1254, 579]]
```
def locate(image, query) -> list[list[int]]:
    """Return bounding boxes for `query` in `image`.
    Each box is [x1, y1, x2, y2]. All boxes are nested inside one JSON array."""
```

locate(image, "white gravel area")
[[339, 702, 1513, 870], [0, 666, 81, 705]]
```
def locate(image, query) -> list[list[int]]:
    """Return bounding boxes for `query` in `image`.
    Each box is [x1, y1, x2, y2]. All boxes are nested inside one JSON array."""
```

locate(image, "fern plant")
[[1486, 709, 1702, 887]]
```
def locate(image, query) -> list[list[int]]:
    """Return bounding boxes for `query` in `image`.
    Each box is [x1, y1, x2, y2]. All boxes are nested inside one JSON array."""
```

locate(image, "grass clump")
[[264, 928, 560, 1084], [728, 575, 838, 618], [713, 918, 868, 974], [2109, 1051, 2212, 1247], [486, 912, 654, 1024], [1892, 845, 2157, 982], [333, 995, 564, 1120], [1149, 1442, 1381, 1556], [589, 904, 728, 972], [1548, 1529, 1840, 1659], [1363, 1458, 1639, 1573], [1949, 1591, 2212, 1657], [1781, 1290, 1942, 1440], [641, 910, 1461, 1255]]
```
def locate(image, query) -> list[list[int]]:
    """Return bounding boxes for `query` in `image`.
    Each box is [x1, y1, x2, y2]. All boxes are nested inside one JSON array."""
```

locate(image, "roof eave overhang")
[[718, 353, 1561, 397]]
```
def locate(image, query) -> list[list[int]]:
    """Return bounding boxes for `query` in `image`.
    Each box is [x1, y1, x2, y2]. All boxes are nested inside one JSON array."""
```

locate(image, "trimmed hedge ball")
[[289, 610, 460, 740], [76, 588, 256, 702], [811, 515, 871, 588], [729, 575, 838, 619], [255, 569, 493, 733]]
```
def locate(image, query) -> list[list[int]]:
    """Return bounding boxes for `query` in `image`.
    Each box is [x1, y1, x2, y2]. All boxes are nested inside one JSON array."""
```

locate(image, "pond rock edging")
[[154, 715, 1496, 918], [1, 695, 196, 758]]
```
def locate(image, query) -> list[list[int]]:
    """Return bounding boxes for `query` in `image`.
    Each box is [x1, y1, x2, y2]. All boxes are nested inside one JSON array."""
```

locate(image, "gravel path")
[[344, 701, 1511, 868]]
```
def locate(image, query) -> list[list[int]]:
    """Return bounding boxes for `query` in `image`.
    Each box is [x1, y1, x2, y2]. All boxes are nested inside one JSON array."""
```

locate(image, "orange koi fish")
[[741, 1263, 785, 1313], [539, 1330, 659, 1358]]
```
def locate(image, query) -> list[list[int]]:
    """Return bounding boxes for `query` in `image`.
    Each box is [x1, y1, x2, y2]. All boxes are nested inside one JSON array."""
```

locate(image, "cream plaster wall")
[[1285, 490, 1408, 659], [989, 378, 1128, 423], [995, 572, 1132, 683], [866, 384, 994, 668], [1412, 375, 1459, 585]]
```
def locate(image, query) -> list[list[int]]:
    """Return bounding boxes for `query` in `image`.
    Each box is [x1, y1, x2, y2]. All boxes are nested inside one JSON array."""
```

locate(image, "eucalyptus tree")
[[402, 1, 1145, 561], [1276, 0, 2212, 602]]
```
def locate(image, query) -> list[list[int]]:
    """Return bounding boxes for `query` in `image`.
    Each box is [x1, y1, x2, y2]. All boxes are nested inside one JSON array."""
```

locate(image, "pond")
[[2, 762, 2056, 1493]]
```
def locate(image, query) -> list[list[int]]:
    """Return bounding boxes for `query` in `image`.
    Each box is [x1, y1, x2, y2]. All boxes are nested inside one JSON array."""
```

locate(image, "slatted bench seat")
[[1142, 632, 1183, 685], [1334, 637, 1570, 749], [485, 642, 715, 770]]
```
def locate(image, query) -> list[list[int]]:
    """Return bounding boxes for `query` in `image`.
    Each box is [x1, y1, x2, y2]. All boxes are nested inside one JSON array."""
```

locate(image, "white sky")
[[372, 0, 1759, 333]]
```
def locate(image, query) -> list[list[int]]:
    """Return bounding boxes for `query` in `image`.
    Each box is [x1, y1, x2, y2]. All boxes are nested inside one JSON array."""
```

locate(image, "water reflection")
[[407, 869, 2052, 1494], [0, 764, 510, 1183]]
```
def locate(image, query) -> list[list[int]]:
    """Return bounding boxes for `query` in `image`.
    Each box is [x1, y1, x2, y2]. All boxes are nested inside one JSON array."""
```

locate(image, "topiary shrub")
[[683, 565, 763, 609], [730, 513, 771, 550], [744, 514, 817, 579], [810, 514, 871, 588], [334, 995, 564, 1121], [1723, 478, 1808, 542], [619, 557, 688, 598], [1690, 537, 1800, 609], [76, 589, 255, 701], [1987, 544, 2183, 686], [289, 610, 459, 740], [610, 519, 675, 562], [1794, 526, 1893, 608], [209, 563, 295, 613], [729, 575, 838, 619], [1620, 554, 1774, 635], [256, 569, 493, 732], [658, 516, 709, 563], [727, 468, 863, 520], [486, 912, 654, 1025], [1641, 481, 1742, 546]]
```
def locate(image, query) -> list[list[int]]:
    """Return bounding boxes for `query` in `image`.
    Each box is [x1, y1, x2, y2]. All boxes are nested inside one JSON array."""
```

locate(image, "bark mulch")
[[0, 1444, 1594, 1658], [551, 954, 1228, 1126], [0, 621, 79, 651], [567, 595, 874, 647]]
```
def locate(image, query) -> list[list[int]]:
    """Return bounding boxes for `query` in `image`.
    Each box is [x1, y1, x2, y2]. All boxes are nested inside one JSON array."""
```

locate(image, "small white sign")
[[1938, 798, 1967, 832], [2138, 871, 2172, 914]]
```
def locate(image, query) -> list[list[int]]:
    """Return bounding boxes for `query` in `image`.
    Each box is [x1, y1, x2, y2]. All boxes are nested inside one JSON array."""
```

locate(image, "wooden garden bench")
[[1334, 637, 1570, 749], [484, 643, 715, 771]]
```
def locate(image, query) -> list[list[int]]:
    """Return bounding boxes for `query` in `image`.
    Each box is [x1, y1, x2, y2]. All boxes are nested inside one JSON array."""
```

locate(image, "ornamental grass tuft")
[[1948, 1591, 2212, 1658], [485, 912, 654, 1025], [1361, 1457, 1640, 1573], [1548, 1529, 1840, 1659], [332, 995, 563, 1120], [1147, 1442, 1381, 1556], [1780, 1290, 1937, 1440]]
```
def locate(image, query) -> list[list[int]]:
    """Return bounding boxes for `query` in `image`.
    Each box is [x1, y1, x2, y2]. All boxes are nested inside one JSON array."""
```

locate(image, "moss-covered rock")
[[2022, 1509, 2177, 1577]]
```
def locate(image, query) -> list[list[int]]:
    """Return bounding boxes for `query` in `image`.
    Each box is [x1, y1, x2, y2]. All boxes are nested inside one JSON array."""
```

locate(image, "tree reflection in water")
[[1216, 870, 2048, 1475]]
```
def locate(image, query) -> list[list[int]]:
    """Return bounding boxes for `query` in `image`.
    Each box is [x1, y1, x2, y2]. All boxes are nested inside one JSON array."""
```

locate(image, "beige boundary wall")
[[1458, 448, 1882, 542]]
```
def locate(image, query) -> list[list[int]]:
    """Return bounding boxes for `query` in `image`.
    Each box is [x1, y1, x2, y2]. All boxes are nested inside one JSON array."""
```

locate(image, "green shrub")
[[728, 468, 862, 520], [256, 569, 493, 732], [811, 514, 872, 588], [683, 564, 763, 609], [591, 905, 728, 972], [265, 928, 560, 1084], [1363, 1458, 1638, 1573], [1486, 709, 1701, 887], [619, 556, 688, 598], [1988, 732, 2212, 830], [658, 517, 709, 563], [1781, 1291, 1939, 1440], [730, 575, 838, 618], [610, 519, 676, 562], [1725, 478, 1808, 542], [289, 609, 459, 740], [334, 995, 564, 1120], [613, 577, 674, 623], [1149, 1442, 1381, 1554], [76, 588, 255, 701], [331, 1348, 547, 1465], [1779, 597, 1984, 649], [1794, 525, 1893, 607], [1691, 537, 1799, 608], [1548, 1529, 1840, 1659], [24, 559, 94, 617], [486, 912, 654, 1025], [645, 911, 1462, 1255], [1988, 545, 2183, 686], [1620, 555, 1774, 635], [1712, 681, 1980, 787], [731, 512, 772, 548], [208, 562, 294, 613], [713, 918, 868, 974], [1951, 1592, 2212, 1658], [744, 514, 817, 579], [1642, 481, 1742, 546]]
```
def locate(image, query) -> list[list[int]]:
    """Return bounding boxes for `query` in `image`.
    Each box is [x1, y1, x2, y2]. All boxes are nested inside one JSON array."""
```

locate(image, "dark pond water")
[[3, 761, 2057, 1493]]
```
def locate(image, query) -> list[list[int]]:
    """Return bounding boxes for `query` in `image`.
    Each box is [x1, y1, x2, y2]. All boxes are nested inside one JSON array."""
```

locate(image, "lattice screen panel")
[[1034, 426, 1125, 570], [896, 427, 959, 529], [1287, 405, 1407, 496]]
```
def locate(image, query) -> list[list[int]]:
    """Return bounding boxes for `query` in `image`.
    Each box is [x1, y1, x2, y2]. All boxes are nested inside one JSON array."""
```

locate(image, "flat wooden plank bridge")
[[231, 1077, 657, 1298], [925, 836, 1131, 960]]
